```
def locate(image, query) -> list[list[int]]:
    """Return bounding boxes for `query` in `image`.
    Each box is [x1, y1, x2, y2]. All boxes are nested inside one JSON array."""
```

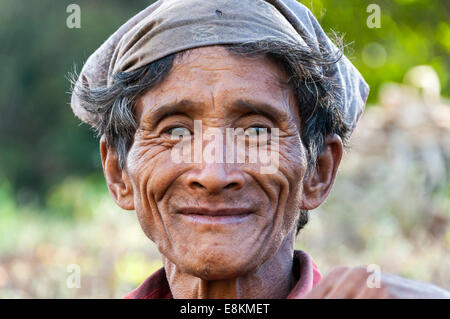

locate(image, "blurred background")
[[0, 0, 449, 298]]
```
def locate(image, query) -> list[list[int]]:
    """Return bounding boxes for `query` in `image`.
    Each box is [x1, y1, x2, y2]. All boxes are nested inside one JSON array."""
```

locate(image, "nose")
[[186, 163, 246, 194]]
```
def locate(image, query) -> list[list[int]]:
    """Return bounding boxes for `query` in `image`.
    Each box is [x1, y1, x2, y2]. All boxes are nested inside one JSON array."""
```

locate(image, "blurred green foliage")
[[0, 0, 449, 209], [0, 0, 152, 205], [308, 0, 450, 103]]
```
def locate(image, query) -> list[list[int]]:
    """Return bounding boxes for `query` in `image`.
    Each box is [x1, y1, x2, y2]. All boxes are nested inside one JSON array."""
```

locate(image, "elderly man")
[[70, 0, 449, 298]]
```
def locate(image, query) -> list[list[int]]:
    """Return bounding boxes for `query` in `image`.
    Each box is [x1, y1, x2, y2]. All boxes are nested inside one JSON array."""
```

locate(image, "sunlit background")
[[0, 0, 449, 298]]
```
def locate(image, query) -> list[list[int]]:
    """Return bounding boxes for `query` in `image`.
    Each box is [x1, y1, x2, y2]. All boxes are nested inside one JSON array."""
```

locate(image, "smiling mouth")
[[177, 207, 253, 225]]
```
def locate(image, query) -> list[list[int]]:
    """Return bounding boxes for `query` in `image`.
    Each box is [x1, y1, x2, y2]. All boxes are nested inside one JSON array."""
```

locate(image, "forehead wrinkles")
[[138, 46, 298, 122], [170, 46, 288, 87]]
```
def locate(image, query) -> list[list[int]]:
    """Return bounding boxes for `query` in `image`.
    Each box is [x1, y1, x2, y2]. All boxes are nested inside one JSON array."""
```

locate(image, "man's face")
[[124, 46, 308, 279]]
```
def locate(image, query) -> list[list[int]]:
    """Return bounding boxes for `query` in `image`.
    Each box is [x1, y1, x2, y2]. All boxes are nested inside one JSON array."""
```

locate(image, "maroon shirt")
[[124, 250, 321, 299]]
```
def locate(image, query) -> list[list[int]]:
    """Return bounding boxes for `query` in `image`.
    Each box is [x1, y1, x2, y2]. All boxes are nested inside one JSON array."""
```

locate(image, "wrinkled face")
[[126, 46, 308, 279]]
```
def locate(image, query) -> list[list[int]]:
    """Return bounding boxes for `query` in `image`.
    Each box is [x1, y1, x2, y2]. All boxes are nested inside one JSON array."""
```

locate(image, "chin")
[[177, 246, 261, 280]]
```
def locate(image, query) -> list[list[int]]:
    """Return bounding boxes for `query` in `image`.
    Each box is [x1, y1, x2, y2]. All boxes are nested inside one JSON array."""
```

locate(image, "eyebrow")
[[140, 99, 195, 128], [231, 99, 288, 124]]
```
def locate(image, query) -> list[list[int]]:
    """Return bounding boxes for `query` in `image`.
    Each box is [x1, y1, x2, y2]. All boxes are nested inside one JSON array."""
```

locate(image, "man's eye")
[[244, 127, 270, 136], [165, 127, 191, 137]]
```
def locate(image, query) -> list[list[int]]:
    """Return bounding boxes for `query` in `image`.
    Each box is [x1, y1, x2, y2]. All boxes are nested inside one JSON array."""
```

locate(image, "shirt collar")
[[124, 249, 321, 299]]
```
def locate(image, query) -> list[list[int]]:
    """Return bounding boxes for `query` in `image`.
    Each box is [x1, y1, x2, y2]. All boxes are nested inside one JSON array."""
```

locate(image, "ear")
[[301, 134, 343, 210], [100, 136, 135, 210]]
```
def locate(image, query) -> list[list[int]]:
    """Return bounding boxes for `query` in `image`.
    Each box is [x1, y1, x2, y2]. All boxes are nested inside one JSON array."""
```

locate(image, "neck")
[[163, 231, 297, 299]]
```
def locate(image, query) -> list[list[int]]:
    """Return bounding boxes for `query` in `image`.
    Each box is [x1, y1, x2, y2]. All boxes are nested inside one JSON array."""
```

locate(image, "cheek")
[[276, 135, 308, 231], [125, 133, 187, 242], [127, 132, 186, 197], [279, 136, 307, 183]]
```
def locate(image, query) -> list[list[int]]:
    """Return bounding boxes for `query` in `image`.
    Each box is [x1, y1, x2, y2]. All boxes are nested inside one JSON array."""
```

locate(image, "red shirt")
[[124, 250, 321, 299]]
